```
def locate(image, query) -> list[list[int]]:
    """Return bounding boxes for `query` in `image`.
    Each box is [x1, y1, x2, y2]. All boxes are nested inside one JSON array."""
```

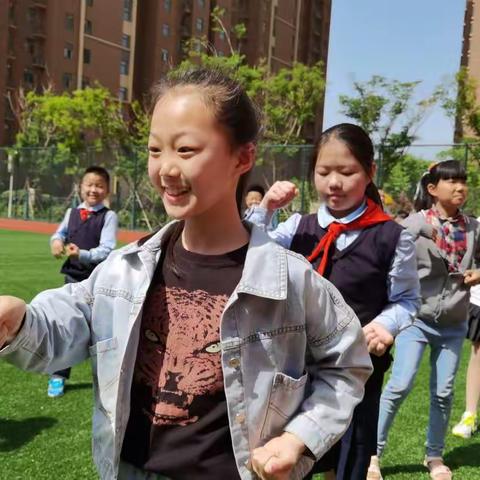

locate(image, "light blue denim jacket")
[[1, 222, 372, 480]]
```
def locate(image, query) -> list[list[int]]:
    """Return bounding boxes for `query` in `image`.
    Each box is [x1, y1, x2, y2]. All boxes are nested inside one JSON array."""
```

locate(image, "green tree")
[[339, 75, 438, 183], [13, 85, 127, 177], [175, 7, 326, 146]]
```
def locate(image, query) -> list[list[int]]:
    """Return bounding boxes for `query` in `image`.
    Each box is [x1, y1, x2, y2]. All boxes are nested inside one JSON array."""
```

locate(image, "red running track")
[[0, 217, 148, 243]]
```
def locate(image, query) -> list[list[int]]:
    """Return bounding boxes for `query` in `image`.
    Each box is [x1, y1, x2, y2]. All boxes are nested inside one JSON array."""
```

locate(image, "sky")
[[323, 0, 466, 159]]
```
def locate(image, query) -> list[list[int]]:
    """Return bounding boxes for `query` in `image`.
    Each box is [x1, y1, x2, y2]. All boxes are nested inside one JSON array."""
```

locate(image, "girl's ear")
[[370, 162, 377, 181], [235, 142, 256, 175], [427, 183, 437, 197]]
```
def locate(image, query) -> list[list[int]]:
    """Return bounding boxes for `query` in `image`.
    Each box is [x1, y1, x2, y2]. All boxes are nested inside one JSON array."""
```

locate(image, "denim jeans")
[[377, 321, 465, 458]]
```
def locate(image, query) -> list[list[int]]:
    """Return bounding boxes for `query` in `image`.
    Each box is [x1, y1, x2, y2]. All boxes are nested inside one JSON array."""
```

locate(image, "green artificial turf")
[[0, 229, 480, 479]]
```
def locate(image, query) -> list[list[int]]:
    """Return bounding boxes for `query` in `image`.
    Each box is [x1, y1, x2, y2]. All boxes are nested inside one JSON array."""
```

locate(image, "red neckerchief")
[[308, 198, 392, 275], [79, 208, 93, 222]]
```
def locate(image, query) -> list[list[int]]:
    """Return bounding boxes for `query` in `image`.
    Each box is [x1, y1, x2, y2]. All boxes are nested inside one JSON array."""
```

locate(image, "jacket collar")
[[121, 221, 288, 300]]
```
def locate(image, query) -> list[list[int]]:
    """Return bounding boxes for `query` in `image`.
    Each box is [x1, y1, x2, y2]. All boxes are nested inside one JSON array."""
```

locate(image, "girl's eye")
[[316, 170, 327, 176], [178, 146, 195, 154], [148, 146, 161, 155]]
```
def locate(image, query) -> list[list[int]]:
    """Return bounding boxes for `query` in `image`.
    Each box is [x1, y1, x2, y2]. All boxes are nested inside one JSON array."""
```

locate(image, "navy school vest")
[[290, 213, 403, 328], [61, 206, 109, 281]]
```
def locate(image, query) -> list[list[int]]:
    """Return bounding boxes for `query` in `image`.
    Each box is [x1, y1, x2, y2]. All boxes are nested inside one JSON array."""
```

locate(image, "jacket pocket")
[[260, 371, 308, 441], [89, 337, 119, 416]]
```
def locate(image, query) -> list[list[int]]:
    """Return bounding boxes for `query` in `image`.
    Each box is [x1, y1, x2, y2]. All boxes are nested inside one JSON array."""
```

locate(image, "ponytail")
[[366, 182, 384, 209], [413, 172, 433, 211], [413, 160, 467, 212]]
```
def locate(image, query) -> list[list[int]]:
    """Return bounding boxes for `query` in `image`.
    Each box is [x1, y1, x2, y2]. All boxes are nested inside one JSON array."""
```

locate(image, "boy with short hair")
[[48, 165, 118, 397]]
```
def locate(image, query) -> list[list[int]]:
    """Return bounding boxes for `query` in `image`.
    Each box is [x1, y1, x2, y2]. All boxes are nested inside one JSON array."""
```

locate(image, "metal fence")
[[0, 145, 316, 231], [1, 142, 479, 230]]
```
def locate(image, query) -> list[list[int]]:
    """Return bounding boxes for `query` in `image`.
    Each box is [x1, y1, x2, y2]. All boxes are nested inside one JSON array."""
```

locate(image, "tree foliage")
[[339, 75, 438, 183]]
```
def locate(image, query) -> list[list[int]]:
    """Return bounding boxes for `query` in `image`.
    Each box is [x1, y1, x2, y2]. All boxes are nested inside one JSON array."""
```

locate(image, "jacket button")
[[228, 357, 240, 368], [235, 412, 246, 424]]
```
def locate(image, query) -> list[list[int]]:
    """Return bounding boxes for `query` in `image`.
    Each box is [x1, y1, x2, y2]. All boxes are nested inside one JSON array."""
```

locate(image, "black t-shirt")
[[121, 235, 246, 479]]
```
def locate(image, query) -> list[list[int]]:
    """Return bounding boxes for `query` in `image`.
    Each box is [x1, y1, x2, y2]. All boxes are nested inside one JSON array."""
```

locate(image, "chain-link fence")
[[0, 145, 316, 231]]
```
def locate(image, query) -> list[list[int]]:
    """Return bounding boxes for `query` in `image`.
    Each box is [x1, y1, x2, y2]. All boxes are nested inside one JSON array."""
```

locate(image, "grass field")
[[0, 229, 480, 479]]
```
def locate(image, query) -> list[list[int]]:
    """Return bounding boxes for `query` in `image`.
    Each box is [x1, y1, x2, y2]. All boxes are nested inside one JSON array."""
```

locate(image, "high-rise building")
[[1, 0, 331, 146], [456, 0, 480, 139]]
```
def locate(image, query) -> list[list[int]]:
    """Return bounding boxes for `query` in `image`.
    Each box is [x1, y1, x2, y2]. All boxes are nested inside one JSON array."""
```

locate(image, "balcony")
[[29, 22, 46, 38], [32, 56, 46, 68], [33, 0, 47, 9]]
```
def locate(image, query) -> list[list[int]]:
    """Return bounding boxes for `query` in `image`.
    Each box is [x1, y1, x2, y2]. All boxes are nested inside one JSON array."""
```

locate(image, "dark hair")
[[311, 123, 383, 207], [150, 68, 261, 275], [413, 160, 467, 211], [246, 184, 265, 197], [395, 210, 409, 220], [82, 165, 110, 188]]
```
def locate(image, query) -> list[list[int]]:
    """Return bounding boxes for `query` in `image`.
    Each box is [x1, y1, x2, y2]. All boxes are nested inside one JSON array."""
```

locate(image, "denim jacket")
[[1, 222, 372, 480]]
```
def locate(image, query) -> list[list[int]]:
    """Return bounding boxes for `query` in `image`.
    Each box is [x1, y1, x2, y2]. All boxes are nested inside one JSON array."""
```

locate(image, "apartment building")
[[1, 0, 331, 145]]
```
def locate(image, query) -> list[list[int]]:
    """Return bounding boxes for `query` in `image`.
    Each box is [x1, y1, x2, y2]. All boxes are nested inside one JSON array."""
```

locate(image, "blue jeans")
[[377, 321, 465, 458]]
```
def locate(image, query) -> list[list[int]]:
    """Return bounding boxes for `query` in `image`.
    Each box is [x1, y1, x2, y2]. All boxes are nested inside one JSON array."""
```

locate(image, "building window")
[[218, 31, 225, 41], [84, 48, 91, 64], [64, 43, 73, 59], [164, 0, 171, 12], [121, 34, 130, 49], [161, 48, 169, 62], [198, 0, 205, 7], [65, 13, 74, 31], [119, 87, 128, 101], [82, 77, 90, 88], [196, 18, 203, 32], [63, 73, 73, 89], [24, 69, 34, 85], [86, 0, 94, 6], [162, 23, 170, 36], [120, 51, 129, 75], [123, 0, 132, 21], [84, 19, 92, 34]]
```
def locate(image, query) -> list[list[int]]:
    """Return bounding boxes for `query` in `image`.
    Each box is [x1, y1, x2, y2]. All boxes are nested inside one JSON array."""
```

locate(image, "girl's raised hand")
[[260, 181, 299, 211], [464, 269, 480, 286], [251, 432, 306, 480]]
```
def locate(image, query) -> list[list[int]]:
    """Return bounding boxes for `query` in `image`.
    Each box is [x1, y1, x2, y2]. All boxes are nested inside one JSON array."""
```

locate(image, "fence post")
[[300, 146, 307, 213], [131, 148, 137, 230], [7, 151, 14, 219]]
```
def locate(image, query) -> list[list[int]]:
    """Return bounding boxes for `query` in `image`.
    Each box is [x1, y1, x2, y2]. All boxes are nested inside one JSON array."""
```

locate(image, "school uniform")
[[247, 199, 420, 479]]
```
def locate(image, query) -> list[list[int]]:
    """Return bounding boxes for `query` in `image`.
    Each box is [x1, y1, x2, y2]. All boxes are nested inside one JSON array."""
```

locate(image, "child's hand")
[[251, 432, 306, 479], [260, 181, 299, 211], [0, 296, 27, 348], [65, 243, 80, 259], [363, 322, 394, 357], [464, 269, 480, 286], [51, 240, 65, 258]]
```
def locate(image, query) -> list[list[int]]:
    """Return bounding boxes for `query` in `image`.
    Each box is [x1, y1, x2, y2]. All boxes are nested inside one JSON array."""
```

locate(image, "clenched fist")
[[363, 321, 394, 357], [251, 432, 306, 480], [260, 181, 299, 211], [0, 296, 27, 348]]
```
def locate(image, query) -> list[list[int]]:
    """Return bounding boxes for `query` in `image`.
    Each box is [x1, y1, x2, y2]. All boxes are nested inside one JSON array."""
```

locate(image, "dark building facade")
[[1, 0, 331, 145]]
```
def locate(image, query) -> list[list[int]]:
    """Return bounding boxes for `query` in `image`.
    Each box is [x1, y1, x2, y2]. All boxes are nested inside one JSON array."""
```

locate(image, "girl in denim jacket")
[[372, 160, 480, 480], [0, 69, 372, 480]]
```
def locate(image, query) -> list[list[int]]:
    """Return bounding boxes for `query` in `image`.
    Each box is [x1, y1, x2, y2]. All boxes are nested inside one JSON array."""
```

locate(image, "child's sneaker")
[[452, 411, 477, 438], [47, 376, 65, 398]]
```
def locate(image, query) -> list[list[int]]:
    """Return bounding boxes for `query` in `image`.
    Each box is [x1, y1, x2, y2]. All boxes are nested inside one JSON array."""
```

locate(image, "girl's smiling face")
[[314, 138, 375, 218], [148, 89, 252, 221]]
